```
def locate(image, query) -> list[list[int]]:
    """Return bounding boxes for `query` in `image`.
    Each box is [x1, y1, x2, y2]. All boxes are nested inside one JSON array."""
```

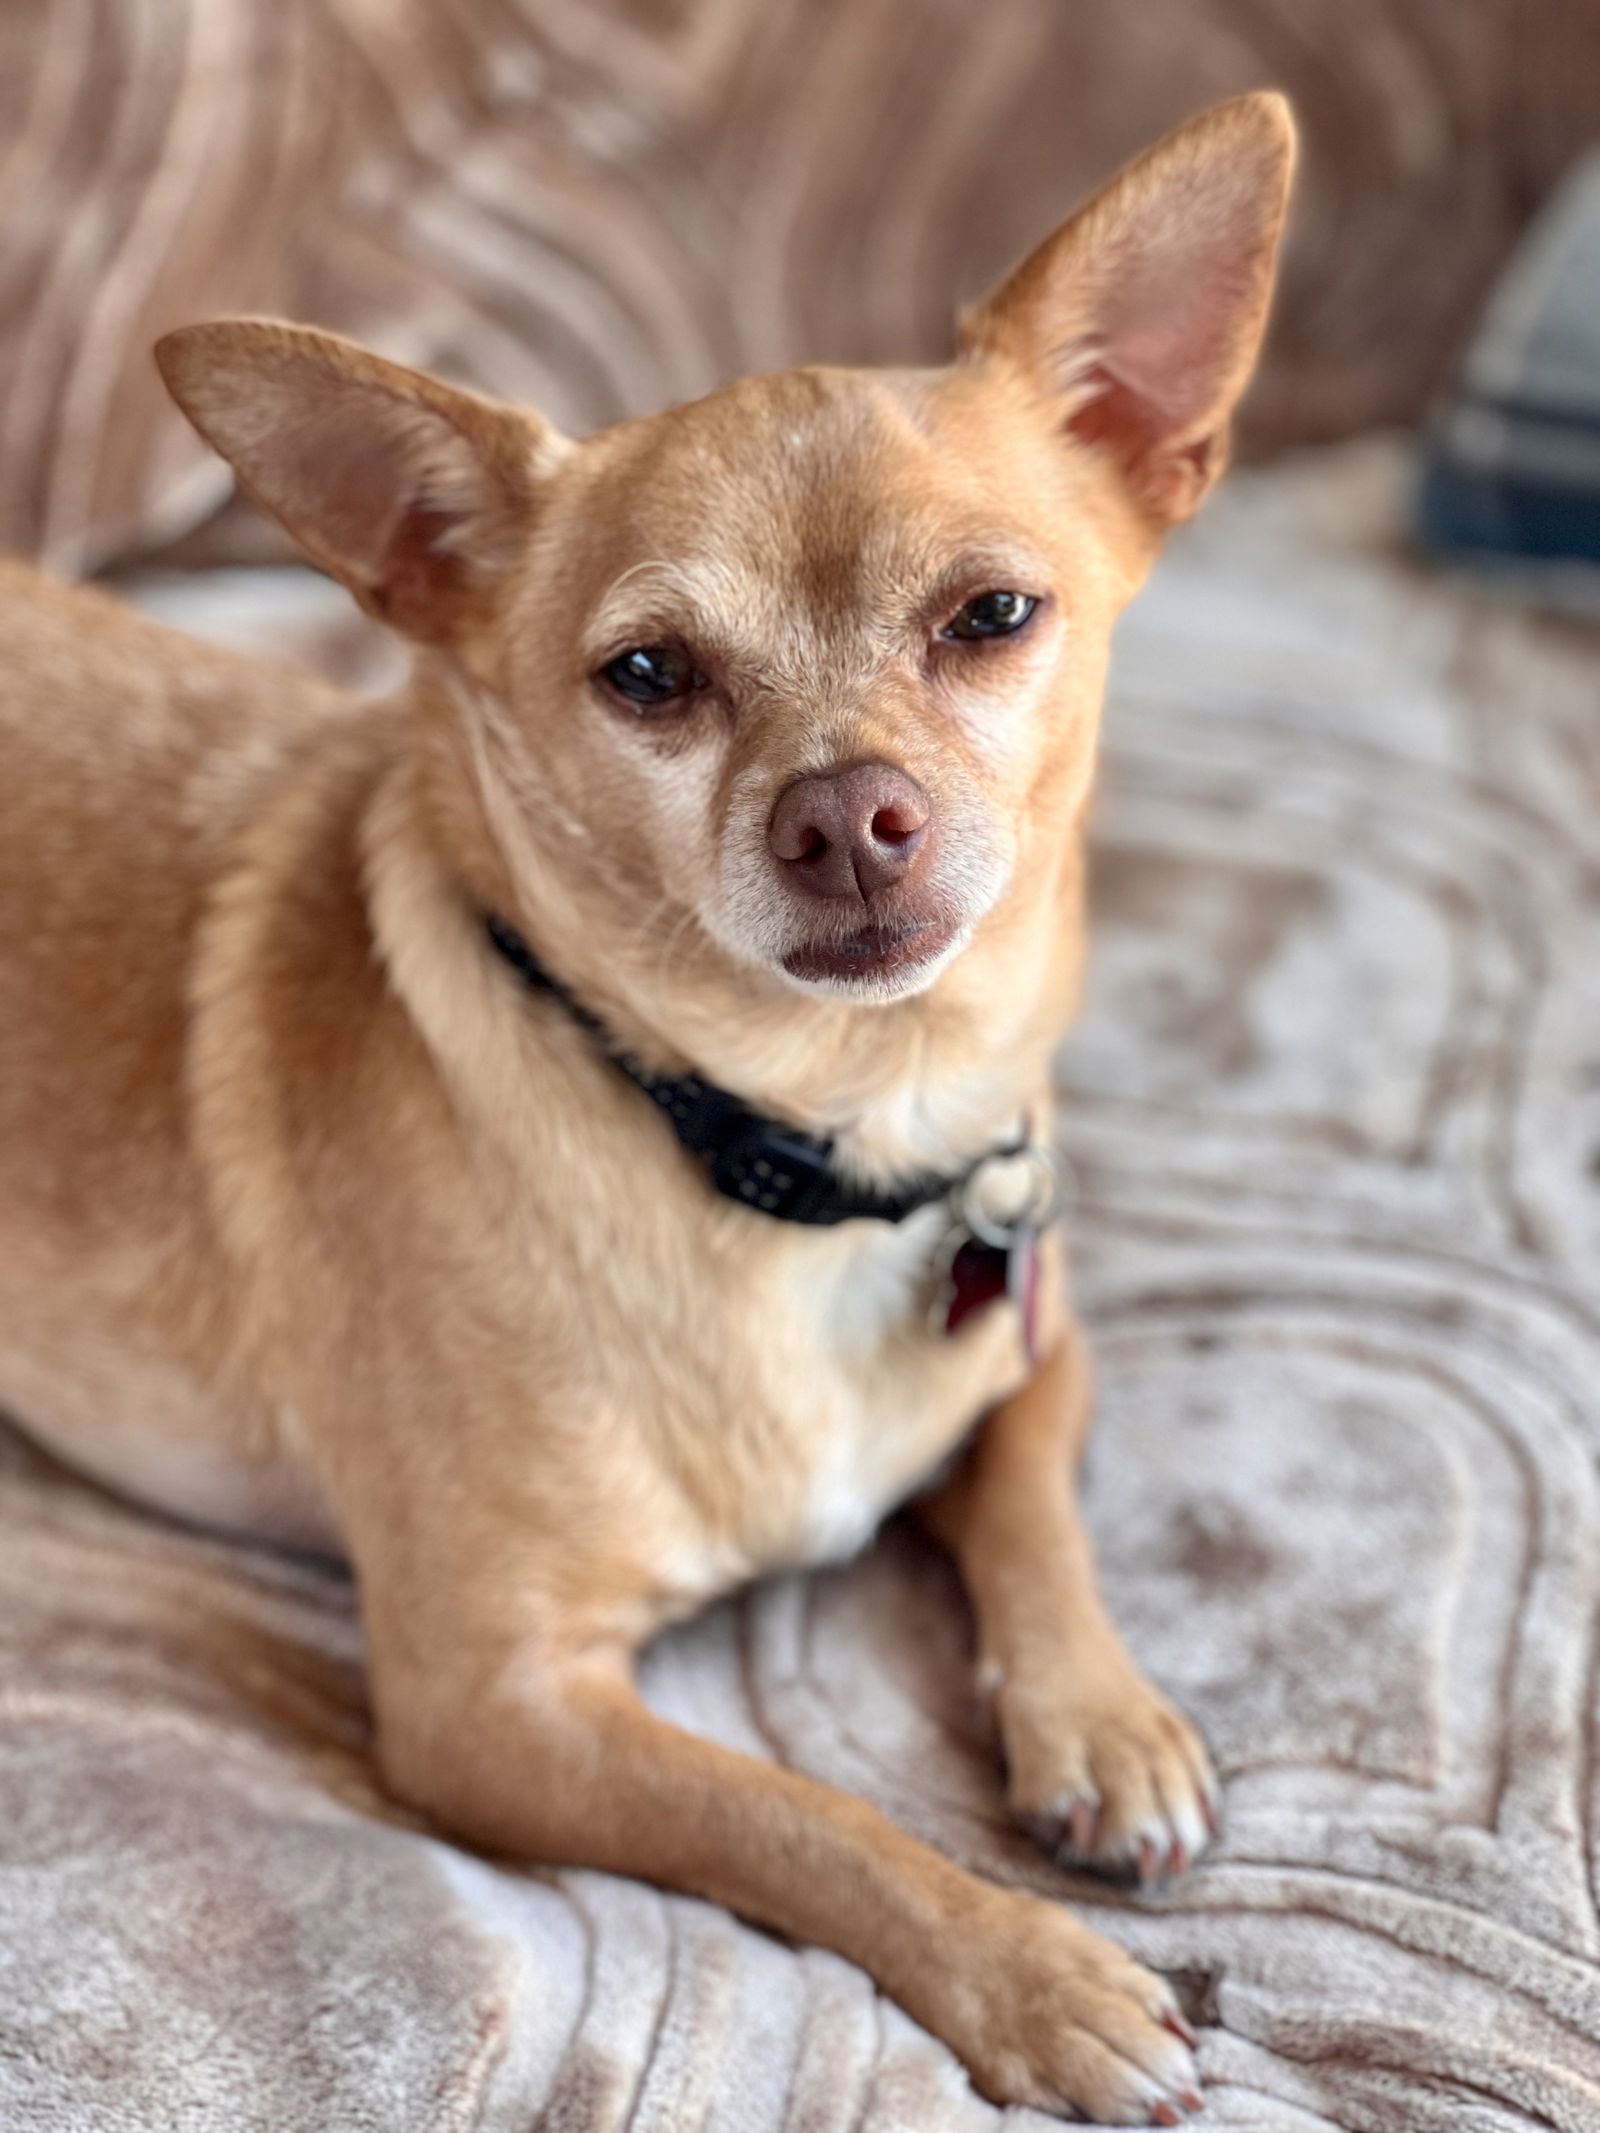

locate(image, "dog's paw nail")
[[1018, 1809, 1062, 1854], [1137, 1836, 1162, 1885], [1169, 1837, 1191, 1878], [1068, 1798, 1099, 1855], [1162, 2008, 1198, 2050], [1180, 2091, 1204, 2113], [1150, 2105, 1181, 2129]]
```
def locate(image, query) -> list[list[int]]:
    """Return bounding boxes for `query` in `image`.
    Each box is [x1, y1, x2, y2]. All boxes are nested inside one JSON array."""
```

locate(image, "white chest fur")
[[733, 1204, 1025, 1577]]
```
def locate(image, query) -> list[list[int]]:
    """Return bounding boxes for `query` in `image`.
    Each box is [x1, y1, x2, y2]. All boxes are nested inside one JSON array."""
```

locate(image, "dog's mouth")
[[781, 914, 960, 987]]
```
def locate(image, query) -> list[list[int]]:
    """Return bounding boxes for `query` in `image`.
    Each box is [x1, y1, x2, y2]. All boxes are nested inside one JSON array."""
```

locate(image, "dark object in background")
[[1420, 156, 1600, 569]]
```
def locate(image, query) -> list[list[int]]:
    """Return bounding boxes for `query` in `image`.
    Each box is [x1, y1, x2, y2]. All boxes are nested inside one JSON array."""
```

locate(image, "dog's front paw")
[[993, 1649, 1220, 1885], [920, 1889, 1201, 2123]]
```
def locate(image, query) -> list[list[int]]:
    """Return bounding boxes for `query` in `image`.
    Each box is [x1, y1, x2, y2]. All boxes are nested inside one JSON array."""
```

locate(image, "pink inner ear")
[[1091, 231, 1262, 438], [295, 421, 414, 581], [1055, 222, 1265, 523], [1064, 342, 1227, 522], [276, 396, 488, 636], [372, 500, 473, 639]]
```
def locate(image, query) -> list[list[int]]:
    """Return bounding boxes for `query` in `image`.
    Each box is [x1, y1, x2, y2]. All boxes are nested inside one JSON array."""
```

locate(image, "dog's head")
[[158, 95, 1292, 1023]]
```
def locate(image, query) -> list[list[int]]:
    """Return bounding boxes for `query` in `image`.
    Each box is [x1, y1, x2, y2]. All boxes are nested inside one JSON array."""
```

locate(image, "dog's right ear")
[[155, 320, 567, 642]]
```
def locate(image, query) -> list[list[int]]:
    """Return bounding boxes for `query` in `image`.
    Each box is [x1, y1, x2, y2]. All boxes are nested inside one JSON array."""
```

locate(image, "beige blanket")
[[7, 439, 1600, 2130]]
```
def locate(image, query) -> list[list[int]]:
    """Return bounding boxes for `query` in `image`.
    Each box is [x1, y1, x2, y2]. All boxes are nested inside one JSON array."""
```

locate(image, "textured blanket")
[[7, 439, 1600, 2131]]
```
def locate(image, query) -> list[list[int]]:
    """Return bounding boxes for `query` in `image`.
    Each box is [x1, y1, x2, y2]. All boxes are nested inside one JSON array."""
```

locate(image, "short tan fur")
[[0, 94, 1293, 2123]]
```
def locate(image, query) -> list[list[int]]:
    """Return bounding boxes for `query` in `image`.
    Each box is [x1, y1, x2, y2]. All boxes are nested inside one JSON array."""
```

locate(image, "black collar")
[[485, 913, 1019, 1227]]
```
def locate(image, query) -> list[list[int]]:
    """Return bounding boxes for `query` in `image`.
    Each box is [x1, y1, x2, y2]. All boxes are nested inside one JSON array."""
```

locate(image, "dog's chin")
[[777, 913, 966, 1002]]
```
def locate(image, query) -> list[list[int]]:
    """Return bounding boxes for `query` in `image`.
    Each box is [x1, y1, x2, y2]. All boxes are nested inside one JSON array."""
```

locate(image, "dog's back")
[[0, 561, 358, 1537]]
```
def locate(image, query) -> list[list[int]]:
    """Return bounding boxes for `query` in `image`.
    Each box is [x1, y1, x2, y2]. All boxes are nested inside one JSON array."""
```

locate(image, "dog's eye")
[[941, 591, 1038, 641], [599, 645, 705, 710]]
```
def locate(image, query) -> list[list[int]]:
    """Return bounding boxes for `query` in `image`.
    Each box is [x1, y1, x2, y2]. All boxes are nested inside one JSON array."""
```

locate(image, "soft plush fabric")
[[4, 0, 1600, 574], [5, 439, 1600, 2129]]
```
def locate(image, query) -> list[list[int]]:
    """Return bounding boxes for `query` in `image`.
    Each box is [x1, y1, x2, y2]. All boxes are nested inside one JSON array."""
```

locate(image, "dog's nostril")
[[796, 824, 829, 862], [870, 803, 923, 847]]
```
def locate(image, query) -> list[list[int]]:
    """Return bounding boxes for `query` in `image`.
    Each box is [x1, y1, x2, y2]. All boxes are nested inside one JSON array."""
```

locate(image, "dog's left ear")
[[156, 320, 567, 641], [961, 92, 1296, 525]]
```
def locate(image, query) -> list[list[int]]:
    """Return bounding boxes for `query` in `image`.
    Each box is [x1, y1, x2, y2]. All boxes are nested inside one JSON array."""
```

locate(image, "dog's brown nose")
[[768, 761, 932, 904]]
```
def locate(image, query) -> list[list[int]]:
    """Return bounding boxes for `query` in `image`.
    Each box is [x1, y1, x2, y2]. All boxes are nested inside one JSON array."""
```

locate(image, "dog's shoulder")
[[0, 560, 353, 761]]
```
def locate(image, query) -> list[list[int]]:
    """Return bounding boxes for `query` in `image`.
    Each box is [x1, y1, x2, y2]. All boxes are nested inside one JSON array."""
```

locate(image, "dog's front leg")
[[920, 1317, 1220, 1884], [360, 1559, 1200, 2124]]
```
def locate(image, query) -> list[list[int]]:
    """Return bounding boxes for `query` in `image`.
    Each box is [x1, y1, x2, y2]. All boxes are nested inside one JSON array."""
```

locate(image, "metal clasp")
[[955, 1141, 1067, 1250]]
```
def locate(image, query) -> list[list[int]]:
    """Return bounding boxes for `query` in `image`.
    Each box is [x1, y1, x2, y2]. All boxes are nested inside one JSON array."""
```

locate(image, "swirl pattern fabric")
[[5, 438, 1600, 2128], [3, 0, 1600, 570]]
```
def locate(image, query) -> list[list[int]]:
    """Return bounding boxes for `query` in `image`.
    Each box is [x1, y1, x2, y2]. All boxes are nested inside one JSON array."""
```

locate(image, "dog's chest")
[[788, 1422, 940, 1564], [658, 1207, 1028, 1593]]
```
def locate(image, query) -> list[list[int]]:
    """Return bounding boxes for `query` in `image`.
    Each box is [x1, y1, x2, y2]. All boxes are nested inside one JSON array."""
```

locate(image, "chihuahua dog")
[[0, 96, 1293, 2123]]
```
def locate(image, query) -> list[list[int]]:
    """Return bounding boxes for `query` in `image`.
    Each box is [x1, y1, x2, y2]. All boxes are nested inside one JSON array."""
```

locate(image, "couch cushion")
[[6, 0, 1600, 573]]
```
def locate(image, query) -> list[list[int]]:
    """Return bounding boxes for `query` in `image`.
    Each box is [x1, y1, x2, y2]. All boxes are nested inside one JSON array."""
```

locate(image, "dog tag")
[[936, 1138, 1061, 1353], [942, 1234, 1010, 1335], [939, 1227, 1040, 1363]]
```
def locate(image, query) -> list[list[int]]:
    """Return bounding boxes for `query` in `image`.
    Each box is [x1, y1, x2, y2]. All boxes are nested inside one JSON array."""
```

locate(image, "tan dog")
[[0, 95, 1293, 2124]]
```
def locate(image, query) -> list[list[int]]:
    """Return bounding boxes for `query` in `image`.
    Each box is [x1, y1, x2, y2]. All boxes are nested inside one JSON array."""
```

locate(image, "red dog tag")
[[943, 1230, 1039, 1364], [943, 1236, 1009, 1334]]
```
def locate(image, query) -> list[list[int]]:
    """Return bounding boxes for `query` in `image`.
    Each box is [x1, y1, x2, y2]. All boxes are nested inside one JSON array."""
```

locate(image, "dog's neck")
[[389, 669, 1087, 1190]]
